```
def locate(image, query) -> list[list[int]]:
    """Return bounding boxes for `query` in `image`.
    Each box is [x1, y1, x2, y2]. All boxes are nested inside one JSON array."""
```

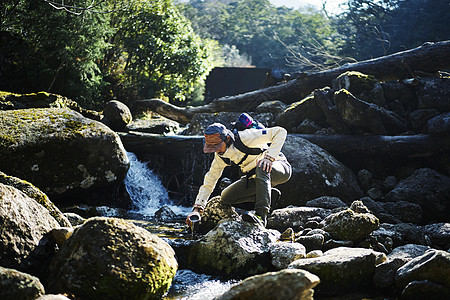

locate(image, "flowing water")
[[123, 151, 237, 299]]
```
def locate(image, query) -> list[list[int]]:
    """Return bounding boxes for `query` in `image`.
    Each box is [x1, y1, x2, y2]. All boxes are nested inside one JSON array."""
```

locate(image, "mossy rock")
[[47, 217, 178, 300]]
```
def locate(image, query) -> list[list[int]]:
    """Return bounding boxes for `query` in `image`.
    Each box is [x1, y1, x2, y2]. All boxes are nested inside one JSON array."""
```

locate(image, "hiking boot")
[[241, 211, 266, 227], [270, 188, 281, 213]]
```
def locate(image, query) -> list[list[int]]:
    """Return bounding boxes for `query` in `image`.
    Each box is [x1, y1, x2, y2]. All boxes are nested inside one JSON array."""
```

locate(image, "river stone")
[[322, 206, 379, 241], [268, 206, 331, 232], [269, 241, 306, 270], [424, 223, 450, 249], [373, 244, 431, 289], [279, 135, 362, 207], [46, 217, 177, 300], [0, 171, 71, 227], [102, 100, 132, 131], [199, 196, 240, 234], [0, 108, 129, 196], [400, 280, 450, 300], [0, 183, 60, 275], [305, 196, 347, 209], [384, 168, 450, 222], [426, 112, 450, 135], [188, 220, 280, 277], [0, 266, 45, 300], [288, 247, 386, 295], [416, 77, 450, 112], [215, 269, 320, 300]]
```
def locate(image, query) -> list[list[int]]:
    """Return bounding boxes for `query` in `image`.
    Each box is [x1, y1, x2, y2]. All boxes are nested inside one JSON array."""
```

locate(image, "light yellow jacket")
[[194, 126, 287, 207]]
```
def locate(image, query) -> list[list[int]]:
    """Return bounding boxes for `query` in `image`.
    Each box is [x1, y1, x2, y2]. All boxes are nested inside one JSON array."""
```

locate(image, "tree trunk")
[[132, 41, 450, 124]]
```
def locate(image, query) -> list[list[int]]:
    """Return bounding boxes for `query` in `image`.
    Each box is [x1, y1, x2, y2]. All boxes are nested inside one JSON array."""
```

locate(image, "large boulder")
[[288, 247, 386, 295], [268, 206, 331, 232], [0, 183, 60, 275], [0, 171, 71, 227], [0, 108, 129, 197], [322, 201, 380, 241], [416, 77, 450, 112], [279, 135, 362, 207], [188, 220, 280, 277], [426, 112, 450, 136], [334, 89, 407, 135], [215, 269, 320, 300], [0, 266, 45, 300], [395, 249, 450, 298], [384, 168, 450, 222], [101, 100, 132, 131], [46, 217, 177, 300]]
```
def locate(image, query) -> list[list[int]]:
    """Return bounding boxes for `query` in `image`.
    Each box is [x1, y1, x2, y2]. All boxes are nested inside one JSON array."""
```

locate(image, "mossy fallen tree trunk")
[[132, 41, 450, 124], [118, 132, 450, 159]]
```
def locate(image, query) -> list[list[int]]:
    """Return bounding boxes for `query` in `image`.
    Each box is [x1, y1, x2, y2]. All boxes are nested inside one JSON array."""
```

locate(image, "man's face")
[[216, 141, 227, 155]]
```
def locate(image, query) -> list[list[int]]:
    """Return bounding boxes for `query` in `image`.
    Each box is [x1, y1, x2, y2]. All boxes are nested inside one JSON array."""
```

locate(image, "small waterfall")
[[124, 151, 190, 217]]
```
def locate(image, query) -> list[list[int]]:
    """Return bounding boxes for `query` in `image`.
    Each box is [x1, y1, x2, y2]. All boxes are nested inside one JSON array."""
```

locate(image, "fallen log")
[[118, 132, 450, 159], [132, 41, 450, 124]]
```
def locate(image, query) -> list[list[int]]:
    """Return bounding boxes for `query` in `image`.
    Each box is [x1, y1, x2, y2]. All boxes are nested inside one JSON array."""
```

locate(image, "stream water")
[[123, 152, 237, 299]]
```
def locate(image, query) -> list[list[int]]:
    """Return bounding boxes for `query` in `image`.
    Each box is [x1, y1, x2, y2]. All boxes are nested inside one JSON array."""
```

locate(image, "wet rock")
[[270, 241, 306, 270], [323, 239, 353, 250], [0, 266, 45, 300], [288, 247, 386, 295], [305, 196, 347, 209], [407, 108, 439, 132], [0, 171, 71, 227], [395, 249, 450, 291], [373, 244, 430, 290], [155, 205, 178, 221], [384, 168, 450, 222], [199, 196, 240, 234], [102, 100, 132, 131], [293, 118, 322, 134], [268, 206, 331, 232], [0, 108, 129, 197], [188, 220, 280, 277], [63, 212, 85, 226], [279, 135, 362, 206], [215, 269, 320, 300], [0, 183, 60, 275], [322, 202, 379, 241], [334, 89, 407, 135], [47, 217, 177, 300]]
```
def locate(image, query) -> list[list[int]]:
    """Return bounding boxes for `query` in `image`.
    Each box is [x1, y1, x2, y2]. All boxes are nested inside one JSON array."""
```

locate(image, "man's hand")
[[257, 157, 273, 173], [186, 209, 201, 228]]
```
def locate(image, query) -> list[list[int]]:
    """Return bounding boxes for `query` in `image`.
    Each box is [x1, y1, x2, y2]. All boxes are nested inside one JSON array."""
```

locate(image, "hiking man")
[[186, 120, 291, 228]]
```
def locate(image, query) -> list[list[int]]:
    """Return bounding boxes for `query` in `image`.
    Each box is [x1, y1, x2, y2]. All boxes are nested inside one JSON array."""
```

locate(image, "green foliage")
[[102, 0, 214, 104], [336, 0, 450, 60]]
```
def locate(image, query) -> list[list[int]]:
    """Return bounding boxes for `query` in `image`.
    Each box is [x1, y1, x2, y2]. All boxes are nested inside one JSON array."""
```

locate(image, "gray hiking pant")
[[220, 154, 292, 217]]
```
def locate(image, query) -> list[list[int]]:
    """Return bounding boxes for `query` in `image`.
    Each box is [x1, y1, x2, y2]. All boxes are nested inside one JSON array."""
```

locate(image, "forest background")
[[1, 0, 449, 110]]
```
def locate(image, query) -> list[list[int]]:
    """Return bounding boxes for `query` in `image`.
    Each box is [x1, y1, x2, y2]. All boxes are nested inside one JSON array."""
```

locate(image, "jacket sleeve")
[[194, 154, 228, 207]]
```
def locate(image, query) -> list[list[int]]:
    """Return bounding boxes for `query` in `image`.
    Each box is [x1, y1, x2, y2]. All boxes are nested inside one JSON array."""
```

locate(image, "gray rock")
[[0, 266, 45, 300], [305, 196, 347, 209], [256, 100, 287, 114], [384, 168, 450, 222], [0, 171, 71, 227], [215, 269, 320, 300], [0, 108, 129, 196], [395, 249, 450, 290], [407, 108, 439, 132], [293, 118, 322, 134], [371, 223, 429, 248], [424, 223, 450, 249], [270, 242, 306, 270], [188, 220, 280, 277], [63, 212, 85, 226], [416, 77, 450, 112], [373, 244, 430, 289], [296, 234, 324, 252], [400, 280, 450, 300], [0, 183, 60, 274], [102, 100, 132, 131], [47, 217, 177, 299], [279, 135, 362, 207], [322, 206, 379, 241], [199, 196, 240, 234], [357, 169, 373, 190], [289, 247, 386, 295], [268, 206, 331, 232]]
